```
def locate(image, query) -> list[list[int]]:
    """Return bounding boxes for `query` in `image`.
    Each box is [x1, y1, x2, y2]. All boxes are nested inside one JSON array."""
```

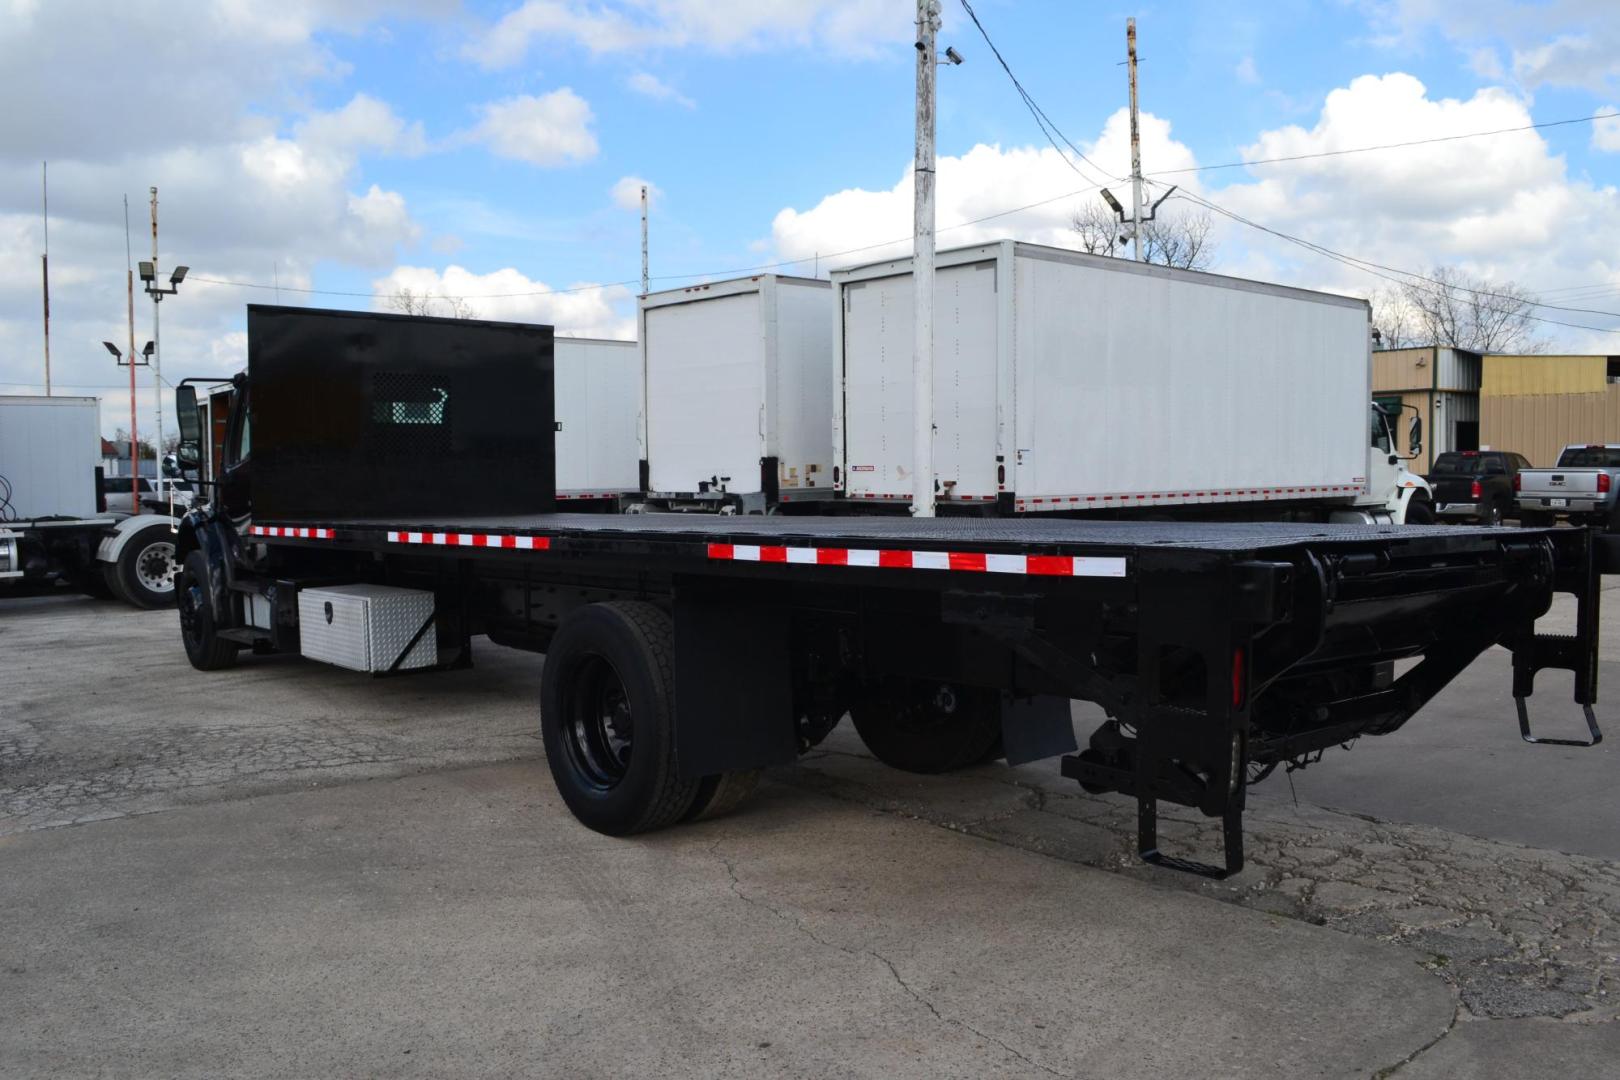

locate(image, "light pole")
[[103, 340, 149, 502], [141, 186, 187, 461]]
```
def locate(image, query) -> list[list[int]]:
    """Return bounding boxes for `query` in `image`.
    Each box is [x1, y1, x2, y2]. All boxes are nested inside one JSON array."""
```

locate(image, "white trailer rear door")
[[646, 292, 764, 495], [841, 260, 999, 500]]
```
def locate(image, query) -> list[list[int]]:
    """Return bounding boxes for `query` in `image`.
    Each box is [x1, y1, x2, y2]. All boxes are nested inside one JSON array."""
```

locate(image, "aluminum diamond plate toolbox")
[[297, 584, 437, 673]]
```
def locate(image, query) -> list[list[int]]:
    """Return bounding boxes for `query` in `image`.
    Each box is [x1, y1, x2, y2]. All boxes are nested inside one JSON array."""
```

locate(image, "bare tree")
[[1071, 200, 1217, 270], [1396, 266, 1545, 354], [386, 286, 478, 320], [1368, 287, 1420, 350]]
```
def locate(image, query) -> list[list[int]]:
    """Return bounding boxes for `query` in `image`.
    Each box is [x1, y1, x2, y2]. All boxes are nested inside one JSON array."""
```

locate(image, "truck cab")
[[1367, 402, 1435, 525]]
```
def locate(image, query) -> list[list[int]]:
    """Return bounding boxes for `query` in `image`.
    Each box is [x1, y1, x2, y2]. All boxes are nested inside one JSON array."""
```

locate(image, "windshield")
[[1428, 453, 1480, 476], [1556, 447, 1620, 468]]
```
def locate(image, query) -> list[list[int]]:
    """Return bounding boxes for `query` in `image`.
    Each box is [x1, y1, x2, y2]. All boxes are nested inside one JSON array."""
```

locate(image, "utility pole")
[[640, 184, 649, 295], [1127, 18, 1145, 262], [150, 187, 163, 459], [912, 0, 941, 518], [41, 162, 50, 396]]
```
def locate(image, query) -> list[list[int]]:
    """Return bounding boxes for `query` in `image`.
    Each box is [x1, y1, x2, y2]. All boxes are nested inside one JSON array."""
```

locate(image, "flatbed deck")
[[249, 512, 1523, 556]]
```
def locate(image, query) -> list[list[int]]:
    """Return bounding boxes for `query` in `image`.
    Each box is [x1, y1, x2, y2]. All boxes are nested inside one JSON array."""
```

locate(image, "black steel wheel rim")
[[565, 655, 634, 790]]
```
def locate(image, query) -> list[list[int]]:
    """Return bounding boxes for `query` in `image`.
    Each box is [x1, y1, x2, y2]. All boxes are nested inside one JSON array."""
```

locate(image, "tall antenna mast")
[[640, 184, 649, 296], [41, 162, 50, 395]]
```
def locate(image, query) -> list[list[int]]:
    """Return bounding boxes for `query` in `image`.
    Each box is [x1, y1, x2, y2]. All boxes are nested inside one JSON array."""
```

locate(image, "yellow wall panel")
[[1481, 385, 1620, 466], [1483, 354, 1606, 397]]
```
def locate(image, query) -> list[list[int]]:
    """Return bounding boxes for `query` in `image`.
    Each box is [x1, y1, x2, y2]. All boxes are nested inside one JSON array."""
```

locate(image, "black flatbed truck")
[[171, 306, 1613, 878]]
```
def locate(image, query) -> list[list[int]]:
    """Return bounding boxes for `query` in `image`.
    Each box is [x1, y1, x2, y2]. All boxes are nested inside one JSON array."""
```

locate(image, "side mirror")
[[175, 385, 201, 444], [1408, 414, 1423, 456]]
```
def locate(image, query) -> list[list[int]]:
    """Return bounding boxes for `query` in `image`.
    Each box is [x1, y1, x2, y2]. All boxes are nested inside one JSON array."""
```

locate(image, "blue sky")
[[4, 1, 1620, 435]]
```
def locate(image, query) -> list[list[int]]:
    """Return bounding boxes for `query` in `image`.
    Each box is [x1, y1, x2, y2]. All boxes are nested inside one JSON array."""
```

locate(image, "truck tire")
[[115, 521, 182, 608], [540, 601, 700, 835], [1404, 498, 1435, 525], [177, 550, 239, 671], [1481, 498, 1507, 526], [850, 679, 1004, 774], [685, 769, 763, 822]]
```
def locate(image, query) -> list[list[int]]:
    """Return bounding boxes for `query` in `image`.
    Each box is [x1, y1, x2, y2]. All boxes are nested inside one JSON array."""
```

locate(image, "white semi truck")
[[0, 395, 184, 607]]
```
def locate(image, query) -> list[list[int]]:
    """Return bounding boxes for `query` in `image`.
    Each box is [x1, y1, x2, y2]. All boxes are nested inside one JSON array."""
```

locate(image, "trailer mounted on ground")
[[169, 305, 1611, 879]]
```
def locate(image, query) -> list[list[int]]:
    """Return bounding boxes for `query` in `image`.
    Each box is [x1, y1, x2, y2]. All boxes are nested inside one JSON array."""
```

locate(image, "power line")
[[1159, 183, 1620, 336], [956, 0, 1119, 189], [1147, 110, 1620, 177]]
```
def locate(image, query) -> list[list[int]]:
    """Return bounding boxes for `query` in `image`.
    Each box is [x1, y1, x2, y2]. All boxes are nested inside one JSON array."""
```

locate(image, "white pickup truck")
[[1515, 443, 1620, 528]]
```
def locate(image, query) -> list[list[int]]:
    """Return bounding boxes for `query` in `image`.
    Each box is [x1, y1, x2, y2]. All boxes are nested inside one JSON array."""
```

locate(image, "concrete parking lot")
[[3, 593, 1619, 1077]]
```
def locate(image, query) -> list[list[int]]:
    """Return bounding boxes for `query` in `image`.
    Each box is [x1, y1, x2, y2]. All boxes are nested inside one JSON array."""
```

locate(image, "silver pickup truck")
[[1516, 444, 1620, 527]]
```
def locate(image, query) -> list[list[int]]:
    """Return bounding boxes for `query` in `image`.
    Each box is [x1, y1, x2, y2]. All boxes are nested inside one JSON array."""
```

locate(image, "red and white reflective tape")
[[249, 525, 334, 540], [706, 543, 1126, 578], [386, 530, 551, 550]]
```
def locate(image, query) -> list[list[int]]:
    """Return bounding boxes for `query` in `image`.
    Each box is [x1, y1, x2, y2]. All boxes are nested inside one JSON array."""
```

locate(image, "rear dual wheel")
[[850, 679, 1004, 774], [540, 602, 758, 835]]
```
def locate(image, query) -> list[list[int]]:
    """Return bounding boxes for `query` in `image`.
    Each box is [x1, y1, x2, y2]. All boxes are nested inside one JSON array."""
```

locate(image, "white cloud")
[[1366, 1, 1620, 93], [466, 0, 905, 68], [611, 177, 661, 211], [468, 90, 598, 167], [1235, 56, 1259, 85], [1593, 108, 1620, 153], [627, 72, 695, 108], [1204, 74, 1620, 345], [296, 93, 429, 157], [768, 72, 1620, 351], [769, 109, 1199, 270], [372, 265, 634, 338], [0, 3, 440, 436]]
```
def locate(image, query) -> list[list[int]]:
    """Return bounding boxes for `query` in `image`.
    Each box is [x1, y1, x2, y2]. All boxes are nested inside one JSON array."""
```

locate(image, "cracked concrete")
[[0, 761, 1455, 1079], [786, 729, 1620, 1040], [4, 592, 1619, 1075], [1, 595, 541, 835]]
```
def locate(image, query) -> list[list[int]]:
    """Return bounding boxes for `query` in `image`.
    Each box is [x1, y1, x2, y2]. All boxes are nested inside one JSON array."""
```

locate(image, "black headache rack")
[[237, 513, 1611, 879]]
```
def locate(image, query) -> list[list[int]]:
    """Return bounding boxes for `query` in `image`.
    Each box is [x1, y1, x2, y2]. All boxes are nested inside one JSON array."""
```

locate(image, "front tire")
[[850, 679, 1004, 774], [178, 550, 239, 671], [540, 602, 700, 835], [1404, 498, 1435, 525], [116, 521, 182, 608]]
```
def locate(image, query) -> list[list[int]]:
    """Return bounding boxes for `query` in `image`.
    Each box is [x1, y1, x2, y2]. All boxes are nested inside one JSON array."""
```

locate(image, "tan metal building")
[[1480, 354, 1620, 467], [1371, 346, 1481, 473]]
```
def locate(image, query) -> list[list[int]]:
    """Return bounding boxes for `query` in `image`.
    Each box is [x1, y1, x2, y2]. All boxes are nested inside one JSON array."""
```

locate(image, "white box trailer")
[[640, 275, 834, 512], [553, 337, 640, 504], [832, 241, 1376, 514], [0, 394, 101, 519]]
